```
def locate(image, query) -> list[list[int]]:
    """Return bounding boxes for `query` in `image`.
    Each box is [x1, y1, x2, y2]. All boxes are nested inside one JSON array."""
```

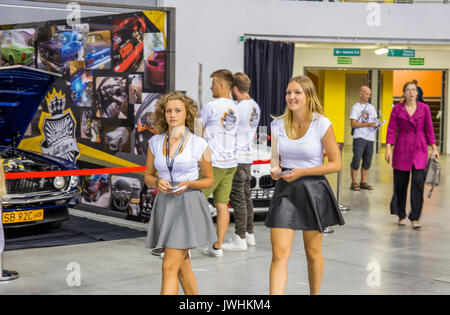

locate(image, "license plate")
[[2, 209, 44, 224]]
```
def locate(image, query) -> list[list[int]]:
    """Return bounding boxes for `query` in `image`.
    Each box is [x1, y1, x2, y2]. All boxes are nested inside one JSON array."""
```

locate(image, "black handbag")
[[425, 154, 440, 198]]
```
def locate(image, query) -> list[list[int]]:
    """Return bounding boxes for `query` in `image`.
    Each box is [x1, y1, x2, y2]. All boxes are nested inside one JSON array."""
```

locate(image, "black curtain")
[[244, 39, 295, 131]]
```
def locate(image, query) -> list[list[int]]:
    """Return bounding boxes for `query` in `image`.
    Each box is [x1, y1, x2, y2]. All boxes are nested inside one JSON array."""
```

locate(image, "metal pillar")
[[0, 253, 19, 282], [337, 143, 351, 212], [0, 202, 19, 281]]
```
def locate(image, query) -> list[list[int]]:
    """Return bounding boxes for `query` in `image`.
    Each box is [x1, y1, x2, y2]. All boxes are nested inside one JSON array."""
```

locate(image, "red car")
[[112, 17, 145, 73]]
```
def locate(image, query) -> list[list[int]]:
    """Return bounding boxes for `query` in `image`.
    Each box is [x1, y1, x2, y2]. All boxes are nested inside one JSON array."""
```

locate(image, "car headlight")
[[54, 176, 66, 189], [69, 176, 79, 188]]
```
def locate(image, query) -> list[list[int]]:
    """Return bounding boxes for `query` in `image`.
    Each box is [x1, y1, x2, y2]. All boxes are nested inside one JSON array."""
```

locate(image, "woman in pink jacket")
[[385, 81, 439, 229]]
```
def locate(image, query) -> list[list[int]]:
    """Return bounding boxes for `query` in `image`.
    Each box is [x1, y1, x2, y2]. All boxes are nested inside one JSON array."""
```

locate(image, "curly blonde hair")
[[154, 91, 200, 134]]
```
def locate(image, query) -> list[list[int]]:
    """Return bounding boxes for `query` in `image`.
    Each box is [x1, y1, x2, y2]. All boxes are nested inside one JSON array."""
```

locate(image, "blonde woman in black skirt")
[[266, 75, 344, 295], [144, 92, 216, 295]]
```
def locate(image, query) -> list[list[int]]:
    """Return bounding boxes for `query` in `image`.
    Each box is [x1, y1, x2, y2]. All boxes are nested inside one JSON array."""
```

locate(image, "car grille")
[[6, 177, 60, 194], [250, 189, 274, 200], [250, 177, 256, 189], [258, 175, 276, 189]]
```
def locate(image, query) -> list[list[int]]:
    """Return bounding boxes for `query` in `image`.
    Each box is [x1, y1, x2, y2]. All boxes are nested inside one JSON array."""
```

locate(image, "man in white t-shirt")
[[222, 72, 260, 251], [350, 86, 378, 191], [201, 69, 239, 257]]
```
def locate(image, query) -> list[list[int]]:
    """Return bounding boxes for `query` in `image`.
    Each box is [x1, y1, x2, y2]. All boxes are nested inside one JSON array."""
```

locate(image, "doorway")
[[305, 67, 446, 153]]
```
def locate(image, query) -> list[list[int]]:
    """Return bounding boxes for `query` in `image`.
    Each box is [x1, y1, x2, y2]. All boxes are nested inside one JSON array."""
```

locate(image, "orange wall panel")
[[393, 70, 442, 98]]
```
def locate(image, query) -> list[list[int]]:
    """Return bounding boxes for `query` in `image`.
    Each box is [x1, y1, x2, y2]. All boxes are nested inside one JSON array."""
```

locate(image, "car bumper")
[[2, 206, 69, 229], [40, 55, 65, 72], [2, 189, 80, 206], [1, 189, 80, 229]]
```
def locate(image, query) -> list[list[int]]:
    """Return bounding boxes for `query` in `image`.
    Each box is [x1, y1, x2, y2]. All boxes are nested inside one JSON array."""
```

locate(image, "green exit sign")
[[337, 57, 352, 65], [388, 49, 415, 57], [409, 58, 425, 66], [334, 48, 360, 56]]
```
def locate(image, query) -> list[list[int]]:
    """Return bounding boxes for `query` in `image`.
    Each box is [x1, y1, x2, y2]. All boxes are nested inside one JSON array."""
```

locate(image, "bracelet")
[[155, 178, 160, 188]]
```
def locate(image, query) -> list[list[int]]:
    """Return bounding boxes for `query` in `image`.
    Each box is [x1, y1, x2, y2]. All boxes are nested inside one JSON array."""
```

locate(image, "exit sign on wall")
[[388, 49, 415, 57], [409, 58, 425, 66], [334, 48, 360, 56], [337, 57, 352, 65]]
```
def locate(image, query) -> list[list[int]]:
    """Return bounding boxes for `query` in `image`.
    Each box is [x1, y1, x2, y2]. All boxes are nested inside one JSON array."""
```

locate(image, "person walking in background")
[[222, 72, 261, 251], [413, 79, 424, 103], [266, 75, 344, 295], [200, 69, 239, 257], [349, 86, 379, 191], [385, 81, 439, 229], [144, 92, 216, 295]]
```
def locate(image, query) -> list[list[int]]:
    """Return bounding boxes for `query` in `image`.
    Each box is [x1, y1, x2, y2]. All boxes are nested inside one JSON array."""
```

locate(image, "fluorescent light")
[[375, 48, 388, 55]]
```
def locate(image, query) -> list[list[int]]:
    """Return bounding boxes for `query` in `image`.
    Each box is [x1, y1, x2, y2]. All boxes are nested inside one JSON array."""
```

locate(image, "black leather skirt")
[[265, 175, 345, 233]]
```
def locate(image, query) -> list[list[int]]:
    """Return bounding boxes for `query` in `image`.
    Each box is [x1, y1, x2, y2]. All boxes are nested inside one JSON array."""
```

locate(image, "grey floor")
[[1, 147, 450, 295]]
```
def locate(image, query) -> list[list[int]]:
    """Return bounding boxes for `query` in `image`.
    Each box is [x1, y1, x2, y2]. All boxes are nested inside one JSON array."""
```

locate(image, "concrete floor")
[[1, 147, 450, 295]]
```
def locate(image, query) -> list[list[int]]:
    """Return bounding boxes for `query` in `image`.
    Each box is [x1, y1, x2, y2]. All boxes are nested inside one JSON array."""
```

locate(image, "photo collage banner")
[[0, 9, 172, 222]]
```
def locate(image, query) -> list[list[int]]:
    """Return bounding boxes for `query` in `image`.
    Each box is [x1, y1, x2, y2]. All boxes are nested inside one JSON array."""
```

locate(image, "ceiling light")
[[375, 48, 389, 55]]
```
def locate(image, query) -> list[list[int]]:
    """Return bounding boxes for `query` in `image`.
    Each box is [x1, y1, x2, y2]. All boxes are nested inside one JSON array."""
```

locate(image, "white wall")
[[161, 0, 450, 103], [3, 0, 450, 150], [293, 46, 450, 152], [161, 0, 450, 152]]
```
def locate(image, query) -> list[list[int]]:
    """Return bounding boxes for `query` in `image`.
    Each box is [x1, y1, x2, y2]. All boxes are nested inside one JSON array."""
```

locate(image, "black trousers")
[[390, 167, 426, 221]]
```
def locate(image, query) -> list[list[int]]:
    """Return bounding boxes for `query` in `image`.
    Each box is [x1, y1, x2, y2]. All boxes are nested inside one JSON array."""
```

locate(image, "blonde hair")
[[210, 69, 234, 88], [232, 72, 251, 93], [154, 91, 199, 134], [272, 75, 324, 139]]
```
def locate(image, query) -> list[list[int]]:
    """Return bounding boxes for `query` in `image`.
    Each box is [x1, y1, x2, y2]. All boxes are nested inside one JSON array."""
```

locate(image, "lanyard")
[[166, 129, 188, 183]]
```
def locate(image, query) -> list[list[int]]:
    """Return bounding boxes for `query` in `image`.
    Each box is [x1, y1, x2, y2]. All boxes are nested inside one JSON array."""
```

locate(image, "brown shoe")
[[359, 182, 373, 190], [350, 183, 360, 191], [412, 221, 422, 230]]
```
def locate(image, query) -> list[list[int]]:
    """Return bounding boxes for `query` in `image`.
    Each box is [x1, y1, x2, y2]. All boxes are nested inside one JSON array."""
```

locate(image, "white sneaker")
[[203, 244, 223, 257], [245, 232, 256, 246], [222, 233, 248, 251]]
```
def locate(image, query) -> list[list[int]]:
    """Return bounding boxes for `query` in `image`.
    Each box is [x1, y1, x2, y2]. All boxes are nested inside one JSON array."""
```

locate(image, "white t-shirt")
[[350, 102, 378, 141], [236, 99, 261, 164], [149, 132, 208, 182], [271, 114, 332, 170], [200, 98, 239, 169]]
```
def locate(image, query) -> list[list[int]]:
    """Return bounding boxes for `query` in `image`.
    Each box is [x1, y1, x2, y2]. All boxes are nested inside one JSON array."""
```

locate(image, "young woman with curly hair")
[[144, 91, 216, 295]]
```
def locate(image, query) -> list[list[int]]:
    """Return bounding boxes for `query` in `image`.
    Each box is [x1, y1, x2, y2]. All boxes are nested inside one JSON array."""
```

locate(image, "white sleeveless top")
[[271, 114, 332, 170], [149, 132, 208, 182]]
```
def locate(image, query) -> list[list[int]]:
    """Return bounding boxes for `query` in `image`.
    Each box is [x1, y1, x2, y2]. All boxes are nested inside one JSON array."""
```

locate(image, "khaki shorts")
[[202, 167, 237, 205]]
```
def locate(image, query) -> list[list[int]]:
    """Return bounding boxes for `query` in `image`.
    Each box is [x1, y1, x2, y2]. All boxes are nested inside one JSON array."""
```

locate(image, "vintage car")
[[144, 50, 165, 88], [39, 30, 83, 73], [0, 31, 34, 65], [0, 66, 81, 229], [111, 17, 145, 73], [105, 127, 129, 152], [84, 31, 111, 70], [82, 174, 109, 203]]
